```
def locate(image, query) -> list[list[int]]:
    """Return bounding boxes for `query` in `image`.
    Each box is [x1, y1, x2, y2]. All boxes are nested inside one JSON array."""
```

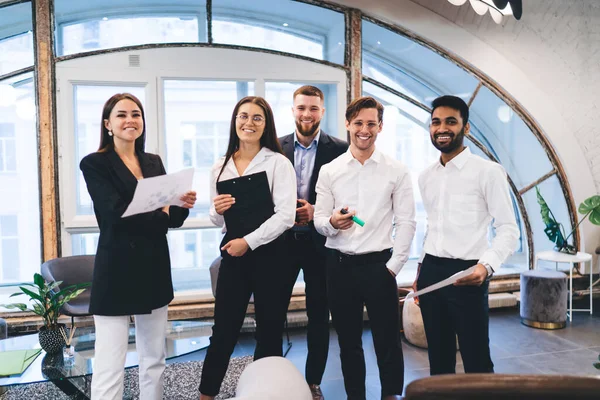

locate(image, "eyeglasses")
[[351, 121, 380, 131], [236, 114, 265, 126]]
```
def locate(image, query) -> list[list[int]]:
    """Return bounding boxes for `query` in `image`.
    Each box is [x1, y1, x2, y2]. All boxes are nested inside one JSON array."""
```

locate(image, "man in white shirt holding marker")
[[314, 96, 416, 400], [414, 95, 519, 376]]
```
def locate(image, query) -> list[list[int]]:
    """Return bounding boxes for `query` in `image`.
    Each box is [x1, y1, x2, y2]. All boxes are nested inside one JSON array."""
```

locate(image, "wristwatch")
[[482, 262, 494, 279]]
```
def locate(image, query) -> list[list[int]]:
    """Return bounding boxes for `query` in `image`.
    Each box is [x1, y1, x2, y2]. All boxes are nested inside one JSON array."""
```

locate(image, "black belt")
[[286, 230, 312, 241], [333, 248, 392, 265]]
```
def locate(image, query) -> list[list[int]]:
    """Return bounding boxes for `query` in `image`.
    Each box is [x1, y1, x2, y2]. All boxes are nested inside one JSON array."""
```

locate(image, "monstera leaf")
[[536, 187, 566, 247], [578, 195, 600, 226]]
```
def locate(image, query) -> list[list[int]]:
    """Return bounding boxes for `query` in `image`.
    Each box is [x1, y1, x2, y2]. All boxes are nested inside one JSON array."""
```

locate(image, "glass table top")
[[0, 320, 212, 388]]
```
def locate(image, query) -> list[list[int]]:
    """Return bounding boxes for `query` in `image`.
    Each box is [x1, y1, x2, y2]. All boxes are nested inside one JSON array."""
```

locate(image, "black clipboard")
[[216, 171, 274, 239]]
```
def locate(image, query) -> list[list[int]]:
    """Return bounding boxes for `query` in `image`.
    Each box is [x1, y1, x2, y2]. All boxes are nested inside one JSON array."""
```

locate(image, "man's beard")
[[295, 119, 321, 137], [431, 127, 465, 154]]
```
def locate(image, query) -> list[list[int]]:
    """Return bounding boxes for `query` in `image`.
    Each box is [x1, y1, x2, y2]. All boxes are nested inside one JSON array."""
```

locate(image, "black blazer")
[[80, 149, 189, 316], [279, 131, 348, 250]]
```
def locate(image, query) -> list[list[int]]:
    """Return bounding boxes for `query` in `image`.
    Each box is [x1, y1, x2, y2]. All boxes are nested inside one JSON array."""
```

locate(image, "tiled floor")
[[173, 305, 600, 399]]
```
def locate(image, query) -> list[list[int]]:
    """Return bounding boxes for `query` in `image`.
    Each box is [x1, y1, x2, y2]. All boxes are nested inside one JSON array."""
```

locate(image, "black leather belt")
[[287, 230, 312, 241], [333, 248, 392, 265]]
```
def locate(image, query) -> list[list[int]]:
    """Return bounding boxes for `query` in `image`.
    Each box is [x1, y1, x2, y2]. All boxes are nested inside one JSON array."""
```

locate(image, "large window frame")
[[56, 47, 347, 297], [0, 0, 584, 291]]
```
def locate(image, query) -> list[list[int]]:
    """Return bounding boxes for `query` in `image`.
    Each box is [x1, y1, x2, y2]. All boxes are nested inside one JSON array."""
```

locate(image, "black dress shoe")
[[309, 384, 324, 400]]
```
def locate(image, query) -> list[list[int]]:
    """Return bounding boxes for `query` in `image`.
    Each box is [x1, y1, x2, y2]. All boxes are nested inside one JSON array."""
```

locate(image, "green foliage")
[[0, 272, 90, 330], [595, 354, 600, 370], [578, 195, 600, 226], [536, 188, 600, 253], [536, 187, 568, 248]]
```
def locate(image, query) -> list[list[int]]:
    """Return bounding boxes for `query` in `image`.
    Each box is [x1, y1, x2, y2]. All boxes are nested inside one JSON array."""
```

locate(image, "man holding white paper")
[[415, 95, 519, 376]]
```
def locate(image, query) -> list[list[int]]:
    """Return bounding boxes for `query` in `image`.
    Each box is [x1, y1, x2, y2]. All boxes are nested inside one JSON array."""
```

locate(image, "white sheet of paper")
[[121, 168, 194, 218], [400, 265, 477, 302]]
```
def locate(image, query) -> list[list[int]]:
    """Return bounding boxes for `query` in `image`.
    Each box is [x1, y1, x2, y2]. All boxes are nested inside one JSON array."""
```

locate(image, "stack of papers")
[[0, 348, 42, 376]]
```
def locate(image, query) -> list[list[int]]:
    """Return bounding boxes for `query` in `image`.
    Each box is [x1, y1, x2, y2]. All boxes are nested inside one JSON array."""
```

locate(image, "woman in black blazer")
[[80, 93, 196, 400]]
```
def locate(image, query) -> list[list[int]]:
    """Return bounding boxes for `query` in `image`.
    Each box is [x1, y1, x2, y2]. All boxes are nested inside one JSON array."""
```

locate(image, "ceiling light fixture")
[[447, 0, 522, 24]]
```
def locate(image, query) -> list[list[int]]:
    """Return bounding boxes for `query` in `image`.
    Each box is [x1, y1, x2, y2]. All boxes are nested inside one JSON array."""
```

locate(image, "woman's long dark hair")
[[97, 93, 146, 153], [217, 96, 283, 181]]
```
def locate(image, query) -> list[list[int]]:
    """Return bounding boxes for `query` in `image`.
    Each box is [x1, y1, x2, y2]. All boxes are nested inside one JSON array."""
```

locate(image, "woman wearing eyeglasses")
[[199, 96, 296, 399]]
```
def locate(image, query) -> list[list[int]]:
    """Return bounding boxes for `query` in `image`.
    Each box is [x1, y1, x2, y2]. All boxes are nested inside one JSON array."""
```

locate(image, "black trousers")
[[281, 231, 330, 385], [327, 249, 404, 400], [417, 254, 494, 375], [199, 237, 288, 396]]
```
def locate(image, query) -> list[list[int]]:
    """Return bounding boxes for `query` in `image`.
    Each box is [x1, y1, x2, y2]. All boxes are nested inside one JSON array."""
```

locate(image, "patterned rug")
[[0, 356, 254, 399]]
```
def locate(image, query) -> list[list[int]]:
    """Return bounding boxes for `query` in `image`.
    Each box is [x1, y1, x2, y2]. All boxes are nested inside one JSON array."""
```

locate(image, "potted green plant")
[[536, 188, 600, 255], [0, 273, 90, 354]]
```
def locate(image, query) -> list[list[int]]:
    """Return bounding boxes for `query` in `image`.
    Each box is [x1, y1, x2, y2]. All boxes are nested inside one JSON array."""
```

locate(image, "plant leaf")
[[55, 289, 87, 308], [32, 304, 46, 317], [33, 273, 45, 288], [0, 303, 31, 312], [51, 284, 90, 303], [536, 187, 566, 246], [594, 362, 600, 370], [18, 286, 44, 303], [578, 195, 600, 226]]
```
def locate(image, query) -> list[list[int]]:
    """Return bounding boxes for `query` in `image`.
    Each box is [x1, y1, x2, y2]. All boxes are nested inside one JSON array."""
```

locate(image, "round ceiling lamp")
[[447, 0, 522, 24]]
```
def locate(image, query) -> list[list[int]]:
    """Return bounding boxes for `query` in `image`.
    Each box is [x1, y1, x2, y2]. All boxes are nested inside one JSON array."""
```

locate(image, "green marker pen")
[[340, 208, 365, 227]]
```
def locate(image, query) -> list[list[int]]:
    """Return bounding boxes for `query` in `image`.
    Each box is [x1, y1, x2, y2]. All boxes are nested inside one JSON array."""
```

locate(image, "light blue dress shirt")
[[294, 130, 321, 201]]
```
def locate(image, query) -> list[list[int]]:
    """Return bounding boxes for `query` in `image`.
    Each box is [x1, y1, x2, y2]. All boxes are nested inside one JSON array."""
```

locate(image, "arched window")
[[0, 0, 578, 294]]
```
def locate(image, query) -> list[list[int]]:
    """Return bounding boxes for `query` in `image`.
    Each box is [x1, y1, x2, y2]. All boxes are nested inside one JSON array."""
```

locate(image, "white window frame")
[[56, 47, 347, 297]]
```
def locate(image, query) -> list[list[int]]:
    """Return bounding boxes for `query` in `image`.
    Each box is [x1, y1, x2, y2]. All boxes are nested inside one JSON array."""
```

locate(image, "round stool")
[[402, 296, 428, 348], [232, 357, 312, 400], [402, 294, 460, 349], [520, 269, 567, 329]]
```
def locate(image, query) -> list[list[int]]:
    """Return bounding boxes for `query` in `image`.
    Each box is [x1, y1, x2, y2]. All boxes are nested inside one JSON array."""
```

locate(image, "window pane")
[[0, 215, 17, 236], [363, 81, 438, 259], [0, 2, 34, 75], [71, 228, 220, 293], [74, 85, 145, 216], [469, 86, 554, 190], [2, 237, 19, 281], [213, 0, 345, 64], [168, 228, 222, 292], [362, 20, 479, 105], [55, 0, 207, 56], [522, 175, 572, 269], [71, 233, 99, 256], [265, 82, 338, 139], [0, 73, 40, 284], [163, 80, 254, 219]]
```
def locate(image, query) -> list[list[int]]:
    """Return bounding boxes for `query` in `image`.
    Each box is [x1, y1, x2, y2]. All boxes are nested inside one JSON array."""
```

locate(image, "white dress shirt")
[[209, 147, 297, 250], [418, 147, 519, 271], [314, 148, 416, 275]]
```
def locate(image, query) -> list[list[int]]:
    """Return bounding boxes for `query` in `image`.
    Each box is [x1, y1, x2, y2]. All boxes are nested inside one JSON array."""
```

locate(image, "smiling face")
[[104, 99, 144, 147], [429, 105, 468, 154], [292, 94, 325, 138], [346, 107, 382, 153], [235, 102, 266, 146]]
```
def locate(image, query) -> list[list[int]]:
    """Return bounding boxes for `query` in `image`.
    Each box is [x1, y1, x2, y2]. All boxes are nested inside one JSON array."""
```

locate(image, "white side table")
[[535, 250, 593, 321]]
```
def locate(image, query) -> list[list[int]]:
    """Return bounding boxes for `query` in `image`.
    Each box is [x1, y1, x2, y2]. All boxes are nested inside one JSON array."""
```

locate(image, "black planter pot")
[[38, 324, 66, 354], [41, 352, 65, 380]]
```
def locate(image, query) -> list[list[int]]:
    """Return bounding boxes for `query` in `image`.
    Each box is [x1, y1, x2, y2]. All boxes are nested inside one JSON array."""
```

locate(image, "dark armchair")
[[404, 373, 600, 400], [41, 255, 94, 326]]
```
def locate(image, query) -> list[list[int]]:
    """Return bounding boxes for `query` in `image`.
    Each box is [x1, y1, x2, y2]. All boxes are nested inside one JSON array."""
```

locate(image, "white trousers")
[[91, 305, 168, 400]]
